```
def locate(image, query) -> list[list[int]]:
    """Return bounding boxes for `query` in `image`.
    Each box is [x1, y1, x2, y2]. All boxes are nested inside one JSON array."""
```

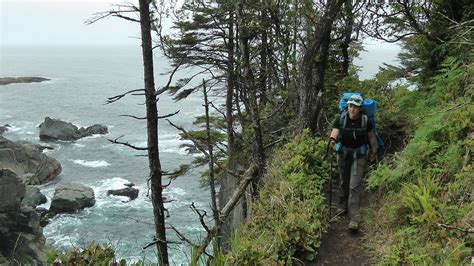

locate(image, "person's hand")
[[369, 151, 377, 162]]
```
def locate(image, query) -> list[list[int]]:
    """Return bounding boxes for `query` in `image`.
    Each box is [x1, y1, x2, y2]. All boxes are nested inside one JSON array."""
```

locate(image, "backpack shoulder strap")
[[340, 110, 348, 130], [361, 114, 368, 131]]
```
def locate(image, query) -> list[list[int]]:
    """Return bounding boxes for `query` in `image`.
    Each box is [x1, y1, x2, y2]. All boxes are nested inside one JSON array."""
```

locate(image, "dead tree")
[[137, 0, 169, 264], [88, 0, 172, 264]]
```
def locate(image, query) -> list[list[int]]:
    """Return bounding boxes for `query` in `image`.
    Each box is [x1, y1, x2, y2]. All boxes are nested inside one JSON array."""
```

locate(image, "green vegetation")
[[363, 55, 473, 264], [221, 130, 330, 264], [29, 1, 473, 264], [47, 242, 122, 265]]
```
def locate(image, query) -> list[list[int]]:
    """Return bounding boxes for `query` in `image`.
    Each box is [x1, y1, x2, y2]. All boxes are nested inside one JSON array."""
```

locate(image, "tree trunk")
[[341, 1, 354, 77], [297, 0, 345, 133], [138, 0, 169, 264], [237, 0, 265, 195], [203, 80, 219, 226], [226, 12, 236, 155], [259, 10, 268, 105], [219, 9, 246, 250]]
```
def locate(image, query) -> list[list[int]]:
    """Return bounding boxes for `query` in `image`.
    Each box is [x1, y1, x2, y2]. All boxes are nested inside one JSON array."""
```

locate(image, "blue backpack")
[[335, 92, 384, 153]]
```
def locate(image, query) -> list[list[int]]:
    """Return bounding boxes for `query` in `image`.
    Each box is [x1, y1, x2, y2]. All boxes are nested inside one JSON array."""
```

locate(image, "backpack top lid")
[[339, 92, 377, 117]]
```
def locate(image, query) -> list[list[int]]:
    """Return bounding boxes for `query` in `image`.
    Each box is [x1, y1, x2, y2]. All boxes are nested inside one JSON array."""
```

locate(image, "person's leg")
[[337, 154, 351, 213], [348, 157, 367, 228]]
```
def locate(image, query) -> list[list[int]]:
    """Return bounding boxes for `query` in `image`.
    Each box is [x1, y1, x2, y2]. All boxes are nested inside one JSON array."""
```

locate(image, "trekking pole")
[[325, 139, 333, 219]]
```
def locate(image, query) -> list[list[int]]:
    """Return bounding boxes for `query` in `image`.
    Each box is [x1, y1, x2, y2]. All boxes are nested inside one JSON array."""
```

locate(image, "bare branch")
[[142, 237, 181, 250], [161, 178, 172, 188], [119, 110, 180, 120], [105, 89, 144, 104], [437, 223, 474, 234], [167, 224, 198, 247], [264, 138, 284, 150], [209, 101, 226, 120], [166, 119, 210, 157], [108, 135, 148, 151], [118, 215, 154, 226], [156, 57, 185, 96], [191, 163, 258, 263], [158, 110, 180, 119], [86, 7, 141, 25], [119, 114, 147, 120], [191, 202, 210, 233]]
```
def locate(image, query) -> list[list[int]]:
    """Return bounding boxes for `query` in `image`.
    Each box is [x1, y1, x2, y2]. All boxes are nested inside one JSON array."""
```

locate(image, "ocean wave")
[[90, 177, 153, 210], [93, 177, 131, 196], [73, 143, 86, 148], [72, 159, 110, 168], [3, 122, 38, 136], [80, 134, 106, 140]]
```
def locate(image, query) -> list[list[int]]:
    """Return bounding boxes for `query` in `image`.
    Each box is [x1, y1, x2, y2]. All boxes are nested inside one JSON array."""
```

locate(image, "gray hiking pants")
[[337, 152, 367, 222]]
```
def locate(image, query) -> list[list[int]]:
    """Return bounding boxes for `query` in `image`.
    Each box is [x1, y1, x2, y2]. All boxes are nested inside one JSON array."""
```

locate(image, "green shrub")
[[47, 242, 134, 266], [364, 57, 473, 265], [223, 130, 330, 264]]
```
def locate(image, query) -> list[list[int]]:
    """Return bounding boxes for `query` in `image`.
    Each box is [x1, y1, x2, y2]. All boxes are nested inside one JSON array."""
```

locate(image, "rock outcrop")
[[0, 136, 62, 185], [0, 124, 10, 135], [0, 169, 49, 263], [39, 117, 108, 141], [49, 183, 95, 214], [107, 187, 139, 201], [22, 186, 47, 208], [0, 77, 50, 86]]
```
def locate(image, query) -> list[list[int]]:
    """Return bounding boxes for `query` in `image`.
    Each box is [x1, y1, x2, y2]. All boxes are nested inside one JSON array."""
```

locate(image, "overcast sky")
[[1, 0, 143, 46]]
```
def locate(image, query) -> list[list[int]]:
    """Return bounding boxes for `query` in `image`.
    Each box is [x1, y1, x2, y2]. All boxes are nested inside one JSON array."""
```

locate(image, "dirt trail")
[[307, 179, 375, 265]]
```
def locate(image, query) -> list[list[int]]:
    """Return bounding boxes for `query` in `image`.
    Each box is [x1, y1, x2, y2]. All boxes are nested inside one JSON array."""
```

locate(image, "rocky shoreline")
[[0, 77, 50, 86], [0, 117, 115, 264]]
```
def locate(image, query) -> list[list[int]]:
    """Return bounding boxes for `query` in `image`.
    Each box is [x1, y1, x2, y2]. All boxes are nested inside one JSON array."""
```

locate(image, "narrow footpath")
[[308, 179, 375, 265]]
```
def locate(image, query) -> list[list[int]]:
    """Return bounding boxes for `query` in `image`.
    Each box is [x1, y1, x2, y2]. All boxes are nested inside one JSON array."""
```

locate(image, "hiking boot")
[[348, 220, 359, 231]]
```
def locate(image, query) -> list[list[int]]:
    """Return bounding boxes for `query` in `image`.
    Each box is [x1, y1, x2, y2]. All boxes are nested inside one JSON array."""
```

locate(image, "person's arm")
[[330, 128, 339, 143], [367, 130, 377, 161], [329, 116, 340, 145]]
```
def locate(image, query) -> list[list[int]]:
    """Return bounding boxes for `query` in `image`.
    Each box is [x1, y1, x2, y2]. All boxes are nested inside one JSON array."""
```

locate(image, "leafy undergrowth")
[[46, 242, 149, 266], [363, 57, 474, 264], [221, 130, 331, 265]]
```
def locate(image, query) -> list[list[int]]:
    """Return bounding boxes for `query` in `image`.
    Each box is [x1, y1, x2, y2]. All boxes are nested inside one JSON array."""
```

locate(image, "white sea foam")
[[93, 177, 130, 196], [5, 121, 38, 136], [167, 187, 186, 197], [8, 125, 22, 132], [80, 134, 104, 140], [73, 143, 86, 148], [90, 177, 154, 210], [43, 214, 85, 250], [73, 159, 110, 168]]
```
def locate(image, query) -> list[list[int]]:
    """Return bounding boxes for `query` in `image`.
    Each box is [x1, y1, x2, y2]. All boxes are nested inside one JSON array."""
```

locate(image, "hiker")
[[329, 94, 377, 231]]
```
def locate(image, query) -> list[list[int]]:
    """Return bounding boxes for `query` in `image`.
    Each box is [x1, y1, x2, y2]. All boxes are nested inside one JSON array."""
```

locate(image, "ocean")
[[0, 43, 399, 264]]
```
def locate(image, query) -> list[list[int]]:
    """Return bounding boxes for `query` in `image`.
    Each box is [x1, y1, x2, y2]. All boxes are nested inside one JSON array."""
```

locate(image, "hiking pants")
[[337, 152, 367, 222]]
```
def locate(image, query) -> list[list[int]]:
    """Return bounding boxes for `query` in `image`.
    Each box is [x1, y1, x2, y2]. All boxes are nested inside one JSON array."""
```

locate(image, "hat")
[[347, 95, 363, 106]]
